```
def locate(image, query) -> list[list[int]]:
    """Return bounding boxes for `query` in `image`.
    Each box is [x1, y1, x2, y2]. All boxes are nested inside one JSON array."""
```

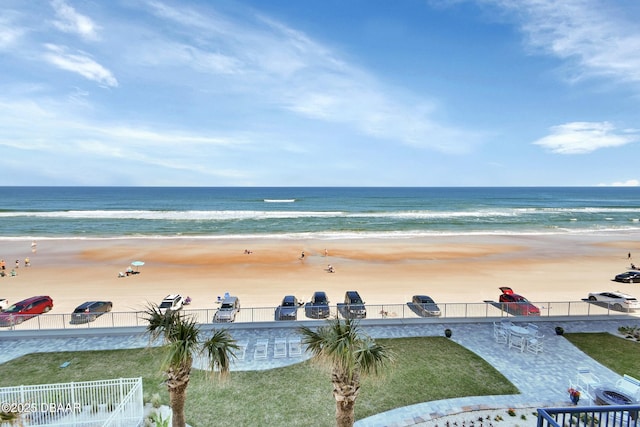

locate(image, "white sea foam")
[[3, 226, 640, 242]]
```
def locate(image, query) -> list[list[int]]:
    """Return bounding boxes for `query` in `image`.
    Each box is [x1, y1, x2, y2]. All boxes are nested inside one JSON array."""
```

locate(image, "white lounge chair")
[[234, 341, 248, 361], [254, 339, 269, 360], [616, 374, 640, 401], [273, 338, 287, 358], [288, 337, 303, 357], [573, 367, 601, 400]]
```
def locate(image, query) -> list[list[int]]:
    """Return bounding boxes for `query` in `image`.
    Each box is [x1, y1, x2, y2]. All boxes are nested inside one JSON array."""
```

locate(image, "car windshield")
[[4, 304, 25, 313], [73, 307, 88, 313], [221, 303, 234, 309], [514, 296, 530, 303], [159, 301, 173, 308], [282, 300, 294, 306], [421, 297, 434, 304]]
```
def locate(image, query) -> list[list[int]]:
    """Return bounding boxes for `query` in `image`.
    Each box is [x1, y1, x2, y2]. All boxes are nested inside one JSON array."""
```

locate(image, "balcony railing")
[[537, 405, 640, 427], [0, 377, 144, 426], [0, 300, 636, 331]]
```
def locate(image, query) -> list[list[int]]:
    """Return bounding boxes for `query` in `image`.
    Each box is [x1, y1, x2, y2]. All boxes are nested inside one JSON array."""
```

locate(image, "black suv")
[[339, 291, 367, 319], [304, 291, 330, 319]]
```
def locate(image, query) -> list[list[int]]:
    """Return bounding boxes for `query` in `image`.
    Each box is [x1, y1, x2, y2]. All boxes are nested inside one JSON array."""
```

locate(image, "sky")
[[1, 0, 640, 187]]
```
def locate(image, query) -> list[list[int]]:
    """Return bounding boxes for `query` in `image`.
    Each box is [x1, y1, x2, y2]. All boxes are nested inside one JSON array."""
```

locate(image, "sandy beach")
[[1, 233, 638, 315]]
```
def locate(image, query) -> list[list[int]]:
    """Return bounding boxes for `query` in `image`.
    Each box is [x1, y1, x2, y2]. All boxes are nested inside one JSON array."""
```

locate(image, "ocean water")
[[0, 187, 639, 239]]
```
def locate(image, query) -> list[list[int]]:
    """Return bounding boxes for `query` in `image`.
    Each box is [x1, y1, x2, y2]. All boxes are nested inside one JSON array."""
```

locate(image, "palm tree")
[[144, 305, 238, 427], [298, 318, 394, 427]]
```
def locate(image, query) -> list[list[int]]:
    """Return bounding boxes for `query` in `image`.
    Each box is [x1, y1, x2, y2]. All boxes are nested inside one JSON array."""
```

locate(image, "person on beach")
[[14, 260, 19, 269], [629, 252, 632, 260], [327, 264, 334, 273], [0, 259, 5, 271], [300, 251, 305, 260], [31, 241, 37, 253], [24, 257, 30, 267]]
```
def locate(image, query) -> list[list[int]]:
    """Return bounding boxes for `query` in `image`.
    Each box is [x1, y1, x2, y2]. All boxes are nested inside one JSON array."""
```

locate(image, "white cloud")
[[485, 0, 640, 85], [142, 1, 482, 153], [42, 44, 118, 87], [598, 179, 639, 187], [533, 121, 638, 154], [0, 14, 24, 50], [50, 0, 100, 41]]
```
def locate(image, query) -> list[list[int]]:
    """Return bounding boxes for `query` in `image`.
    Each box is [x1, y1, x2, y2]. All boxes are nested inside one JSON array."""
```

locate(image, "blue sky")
[[1, 0, 639, 186]]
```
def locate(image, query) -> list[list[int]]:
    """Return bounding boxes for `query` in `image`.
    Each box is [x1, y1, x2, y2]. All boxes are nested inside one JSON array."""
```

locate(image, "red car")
[[498, 287, 540, 316], [0, 295, 54, 327]]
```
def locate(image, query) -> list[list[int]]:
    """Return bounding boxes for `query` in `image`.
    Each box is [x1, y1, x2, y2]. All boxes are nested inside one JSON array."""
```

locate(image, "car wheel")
[[15, 317, 24, 325], [588, 296, 597, 301], [89, 315, 96, 322], [43, 305, 52, 313], [614, 303, 623, 312]]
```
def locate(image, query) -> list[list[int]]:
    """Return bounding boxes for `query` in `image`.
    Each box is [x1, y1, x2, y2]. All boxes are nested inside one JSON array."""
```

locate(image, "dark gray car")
[[275, 295, 299, 321], [305, 291, 330, 319]]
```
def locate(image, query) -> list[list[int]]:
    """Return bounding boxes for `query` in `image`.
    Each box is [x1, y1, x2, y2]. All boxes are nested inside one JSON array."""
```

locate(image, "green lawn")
[[563, 332, 640, 378], [3, 332, 635, 426], [0, 337, 516, 427]]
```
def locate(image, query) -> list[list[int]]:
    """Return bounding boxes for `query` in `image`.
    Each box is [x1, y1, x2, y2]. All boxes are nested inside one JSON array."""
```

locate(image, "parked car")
[[213, 296, 241, 323], [158, 294, 184, 314], [411, 295, 442, 317], [0, 298, 8, 311], [275, 295, 299, 321], [0, 296, 53, 327], [70, 301, 113, 323], [304, 291, 331, 319], [498, 287, 540, 316], [588, 291, 640, 312], [614, 271, 640, 283], [338, 291, 367, 319]]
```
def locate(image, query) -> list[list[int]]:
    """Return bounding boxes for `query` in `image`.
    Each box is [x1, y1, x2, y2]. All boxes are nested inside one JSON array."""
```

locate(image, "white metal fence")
[[0, 300, 637, 332], [0, 377, 143, 426]]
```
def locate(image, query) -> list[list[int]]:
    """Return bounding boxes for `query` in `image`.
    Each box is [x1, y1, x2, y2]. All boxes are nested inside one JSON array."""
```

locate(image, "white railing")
[[0, 377, 143, 426], [0, 300, 637, 332]]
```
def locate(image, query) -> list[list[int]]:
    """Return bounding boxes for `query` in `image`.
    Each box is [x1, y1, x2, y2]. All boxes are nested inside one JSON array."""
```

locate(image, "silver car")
[[587, 291, 640, 312], [213, 296, 241, 323]]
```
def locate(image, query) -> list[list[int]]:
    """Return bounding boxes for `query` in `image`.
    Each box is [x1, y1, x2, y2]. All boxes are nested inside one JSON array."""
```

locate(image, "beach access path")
[[0, 318, 637, 427]]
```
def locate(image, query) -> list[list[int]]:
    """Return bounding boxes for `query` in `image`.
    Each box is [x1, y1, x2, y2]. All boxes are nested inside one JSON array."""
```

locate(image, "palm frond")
[[201, 329, 239, 381]]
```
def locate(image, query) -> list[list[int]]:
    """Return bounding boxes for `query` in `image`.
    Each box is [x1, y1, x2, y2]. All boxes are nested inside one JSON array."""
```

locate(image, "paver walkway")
[[0, 318, 638, 427]]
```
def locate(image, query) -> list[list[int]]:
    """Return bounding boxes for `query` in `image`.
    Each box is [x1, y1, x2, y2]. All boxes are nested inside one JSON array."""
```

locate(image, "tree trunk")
[[169, 384, 188, 427], [332, 369, 360, 427], [166, 364, 191, 427], [335, 399, 356, 427]]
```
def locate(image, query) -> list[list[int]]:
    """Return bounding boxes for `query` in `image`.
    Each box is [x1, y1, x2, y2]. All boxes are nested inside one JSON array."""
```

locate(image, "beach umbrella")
[[131, 260, 145, 271]]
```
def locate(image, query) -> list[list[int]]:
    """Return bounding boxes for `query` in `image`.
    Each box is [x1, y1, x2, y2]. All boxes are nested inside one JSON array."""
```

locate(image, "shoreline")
[[0, 233, 638, 316]]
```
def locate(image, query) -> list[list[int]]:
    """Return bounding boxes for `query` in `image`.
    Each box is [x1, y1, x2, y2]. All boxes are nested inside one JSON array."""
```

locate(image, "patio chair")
[[254, 339, 269, 360], [525, 336, 543, 354], [508, 333, 526, 352], [615, 374, 640, 401], [500, 319, 514, 328], [273, 338, 287, 358], [493, 322, 508, 344], [574, 367, 601, 400]]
